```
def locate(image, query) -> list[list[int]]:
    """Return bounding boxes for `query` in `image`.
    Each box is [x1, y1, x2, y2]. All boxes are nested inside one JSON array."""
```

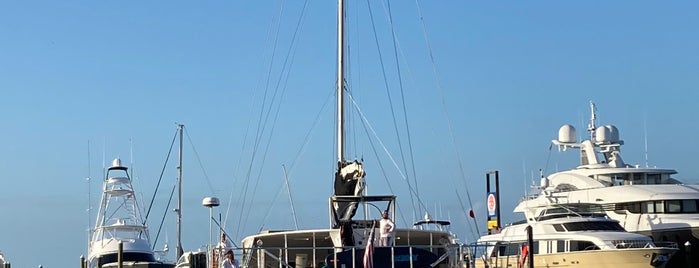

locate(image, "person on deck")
[[221, 250, 239, 268], [379, 210, 395, 246], [219, 233, 234, 252]]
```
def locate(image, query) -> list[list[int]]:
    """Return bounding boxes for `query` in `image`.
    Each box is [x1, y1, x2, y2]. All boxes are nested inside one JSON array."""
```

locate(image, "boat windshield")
[[553, 221, 625, 232], [538, 203, 607, 221]]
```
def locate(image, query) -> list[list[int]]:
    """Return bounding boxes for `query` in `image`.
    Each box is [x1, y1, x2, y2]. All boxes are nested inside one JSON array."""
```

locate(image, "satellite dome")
[[595, 126, 611, 143], [606, 125, 620, 143], [202, 197, 220, 207], [596, 125, 620, 143], [558, 124, 577, 143]]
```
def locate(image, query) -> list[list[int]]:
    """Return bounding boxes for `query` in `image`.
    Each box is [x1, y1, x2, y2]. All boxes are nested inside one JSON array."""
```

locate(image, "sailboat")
[[518, 101, 699, 268], [88, 158, 174, 268], [232, 1, 465, 267]]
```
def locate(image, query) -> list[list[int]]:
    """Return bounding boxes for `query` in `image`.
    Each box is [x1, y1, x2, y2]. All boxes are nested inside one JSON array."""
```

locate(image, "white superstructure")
[[521, 101, 699, 268], [89, 158, 173, 268]]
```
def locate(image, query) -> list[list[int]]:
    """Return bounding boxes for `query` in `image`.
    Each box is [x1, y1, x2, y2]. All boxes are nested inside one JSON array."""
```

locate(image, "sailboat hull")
[[326, 247, 440, 268]]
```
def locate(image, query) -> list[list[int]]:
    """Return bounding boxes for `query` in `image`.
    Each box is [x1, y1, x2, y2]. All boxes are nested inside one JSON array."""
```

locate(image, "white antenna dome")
[[202, 197, 220, 207], [595, 126, 610, 143], [111, 158, 122, 168], [558, 124, 577, 143], [606, 125, 620, 143], [595, 125, 620, 143]]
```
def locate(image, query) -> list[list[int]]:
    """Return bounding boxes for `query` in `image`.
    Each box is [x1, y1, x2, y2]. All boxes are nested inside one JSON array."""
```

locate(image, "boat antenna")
[[176, 123, 184, 259], [282, 164, 300, 230], [644, 114, 649, 167], [587, 100, 597, 142], [86, 140, 92, 257]]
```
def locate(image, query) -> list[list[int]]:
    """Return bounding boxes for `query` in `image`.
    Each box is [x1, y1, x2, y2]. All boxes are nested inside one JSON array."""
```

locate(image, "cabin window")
[[654, 201, 665, 213], [553, 224, 566, 232], [531, 241, 539, 254], [647, 174, 661, 184], [632, 173, 644, 185], [562, 221, 625, 231], [497, 243, 521, 256], [569, 240, 599, 251], [666, 200, 682, 213], [683, 200, 698, 213], [557, 240, 565, 253], [643, 201, 655, 213]]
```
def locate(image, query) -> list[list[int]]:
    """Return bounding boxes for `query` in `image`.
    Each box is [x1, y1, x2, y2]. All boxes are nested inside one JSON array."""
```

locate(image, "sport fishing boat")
[[523, 101, 699, 268], [89, 158, 174, 268], [232, 0, 465, 267], [469, 203, 677, 268], [0, 251, 6, 267]]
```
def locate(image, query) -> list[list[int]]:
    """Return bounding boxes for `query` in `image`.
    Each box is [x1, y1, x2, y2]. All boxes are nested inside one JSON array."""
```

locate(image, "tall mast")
[[337, 0, 345, 163], [176, 124, 184, 259]]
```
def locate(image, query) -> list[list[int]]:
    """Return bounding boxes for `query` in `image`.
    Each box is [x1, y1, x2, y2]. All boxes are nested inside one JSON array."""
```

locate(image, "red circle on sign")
[[487, 193, 496, 215]]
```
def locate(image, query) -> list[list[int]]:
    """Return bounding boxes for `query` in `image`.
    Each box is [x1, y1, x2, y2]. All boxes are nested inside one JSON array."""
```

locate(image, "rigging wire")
[[231, 0, 288, 237], [235, 0, 311, 238], [365, 0, 419, 220], [385, 0, 424, 216], [183, 127, 216, 194], [152, 182, 177, 250], [413, 0, 479, 237], [144, 128, 178, 223], [347, 92, 430, 225], [256, 87, 334, 232], [356, 98, 410, 226], [281, 164, 299, 230]]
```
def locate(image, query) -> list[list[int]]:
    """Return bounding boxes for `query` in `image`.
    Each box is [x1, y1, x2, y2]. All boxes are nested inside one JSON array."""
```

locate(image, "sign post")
[[486, 171, 501, 234]]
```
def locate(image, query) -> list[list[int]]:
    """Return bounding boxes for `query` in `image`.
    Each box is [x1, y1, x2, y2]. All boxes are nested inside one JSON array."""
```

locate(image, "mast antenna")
[[176, 123, 184, 259], [87, 140, 92, 257], [644, 115, 649, 167], [587, 100, 597, 142]]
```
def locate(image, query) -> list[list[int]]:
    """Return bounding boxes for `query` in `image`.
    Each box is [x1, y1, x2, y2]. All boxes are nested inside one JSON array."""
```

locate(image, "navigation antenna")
[[176, 123, 184, 259], [587, 100, 597, 142], [86, 140, 92, 257], [644, 115, 649, 167]]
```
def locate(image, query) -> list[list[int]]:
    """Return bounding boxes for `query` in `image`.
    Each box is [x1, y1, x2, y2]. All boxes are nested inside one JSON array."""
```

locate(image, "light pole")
[[203, 197, 220, 267]]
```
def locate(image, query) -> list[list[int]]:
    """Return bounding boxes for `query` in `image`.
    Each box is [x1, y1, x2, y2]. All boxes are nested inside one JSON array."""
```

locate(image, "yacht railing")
[[235, 244, 467, 268]]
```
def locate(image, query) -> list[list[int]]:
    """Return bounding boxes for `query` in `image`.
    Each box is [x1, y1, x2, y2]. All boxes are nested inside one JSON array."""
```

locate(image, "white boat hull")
[[473, 247, 675, 268]]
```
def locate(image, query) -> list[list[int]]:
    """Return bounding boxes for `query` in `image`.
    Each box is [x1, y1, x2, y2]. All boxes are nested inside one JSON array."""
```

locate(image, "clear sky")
[[1, 1, 698, 267]]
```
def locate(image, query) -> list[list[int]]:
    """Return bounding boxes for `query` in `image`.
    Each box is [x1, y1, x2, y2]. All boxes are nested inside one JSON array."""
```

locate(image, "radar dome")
[[558, 124, 577, 143], [595, 126, 611, 143], [605, 125, 620, 143], [595, 125, 620, 143]]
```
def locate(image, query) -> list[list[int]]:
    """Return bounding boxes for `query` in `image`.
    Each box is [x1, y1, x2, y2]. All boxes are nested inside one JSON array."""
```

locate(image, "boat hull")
[[472, 247, 676, 268], [639, 227, 699, 268]]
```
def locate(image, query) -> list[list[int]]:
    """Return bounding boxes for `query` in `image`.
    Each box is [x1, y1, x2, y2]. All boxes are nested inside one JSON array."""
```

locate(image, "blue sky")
[[1, 1, 698, 267]]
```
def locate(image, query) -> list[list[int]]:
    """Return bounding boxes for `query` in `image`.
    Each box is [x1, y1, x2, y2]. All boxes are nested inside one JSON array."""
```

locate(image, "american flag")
[[363, 225, 375, 268]]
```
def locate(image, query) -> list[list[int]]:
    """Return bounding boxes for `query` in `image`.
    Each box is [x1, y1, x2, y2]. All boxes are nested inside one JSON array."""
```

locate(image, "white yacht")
[[89, 158, 174, 268], [470, 203, 677, 268], [522, 101, 699, 268]]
